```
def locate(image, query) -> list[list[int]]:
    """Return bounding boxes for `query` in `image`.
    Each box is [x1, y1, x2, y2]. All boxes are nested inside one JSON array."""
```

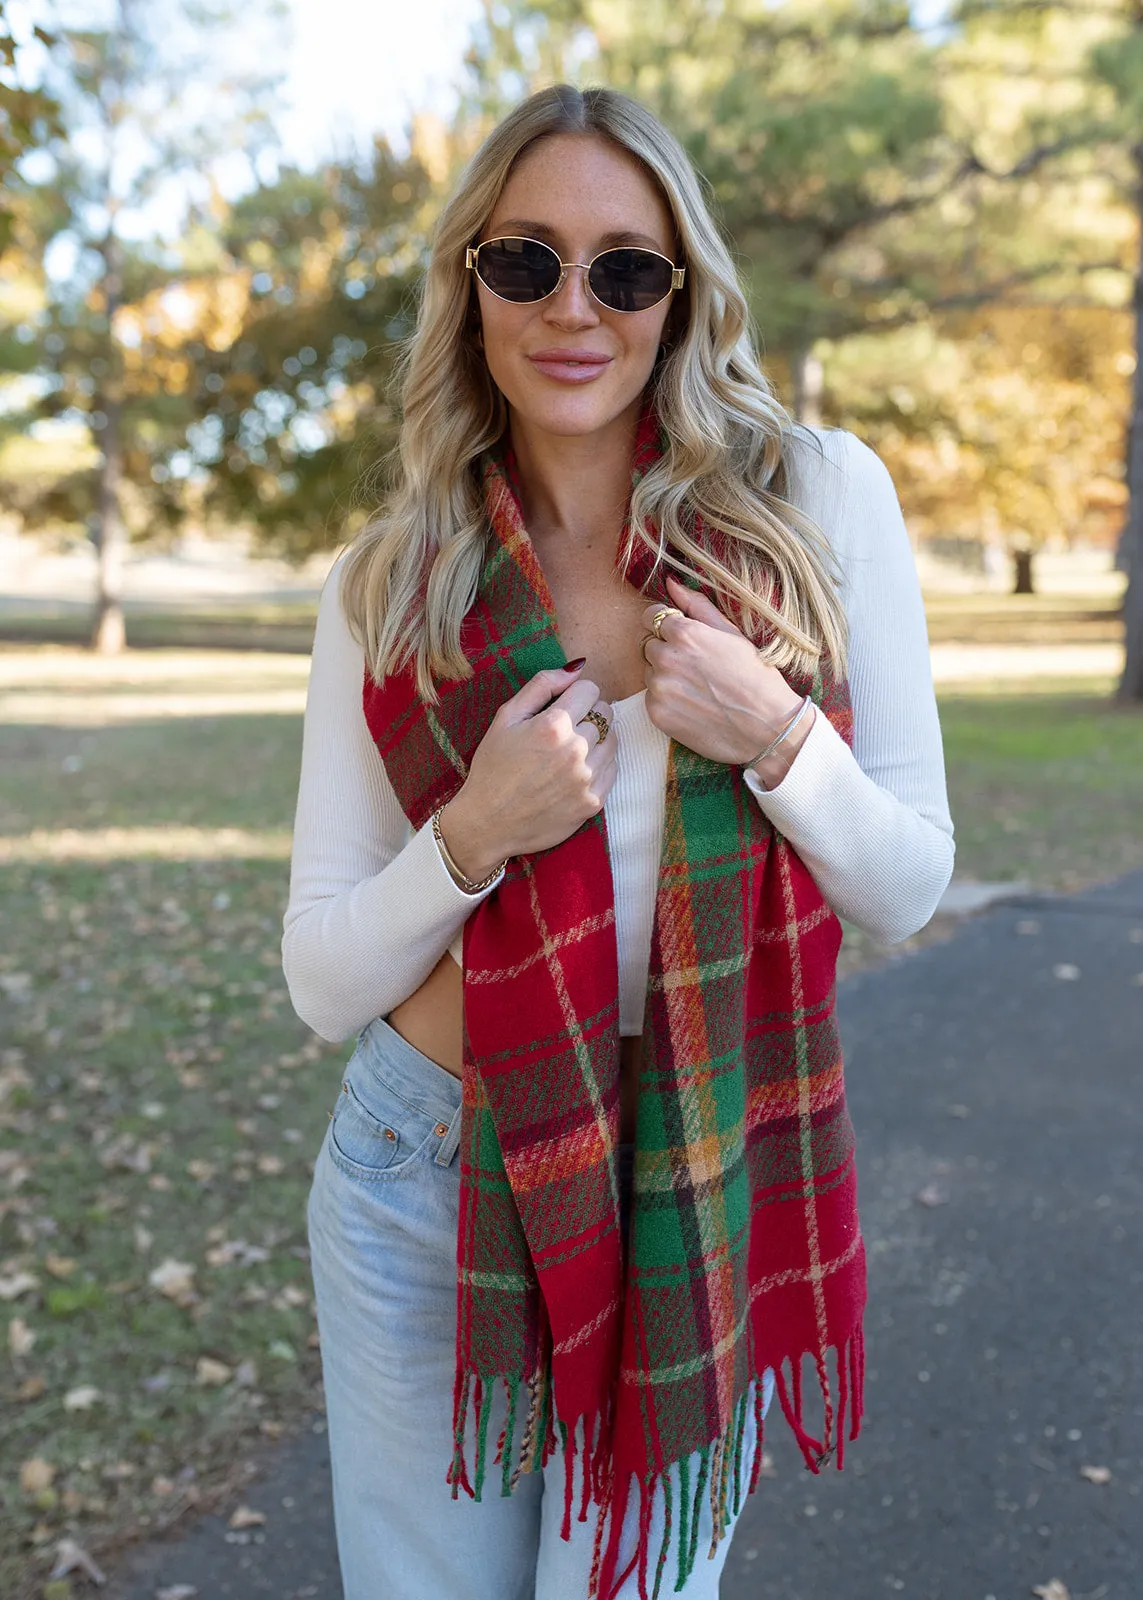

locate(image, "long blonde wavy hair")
[[340, 84, 847, 700]]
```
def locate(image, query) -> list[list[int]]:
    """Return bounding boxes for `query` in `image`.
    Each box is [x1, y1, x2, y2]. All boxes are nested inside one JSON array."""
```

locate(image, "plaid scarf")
[[362, 411, 866, 1600]]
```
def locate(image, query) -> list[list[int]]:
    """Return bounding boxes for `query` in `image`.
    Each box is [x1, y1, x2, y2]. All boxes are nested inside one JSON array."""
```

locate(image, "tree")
[[10, 0, 284, 652], [171, 139, 434, 561], [461, 0, 1130, 597], [946, 0, 1141, 673], [0, 1, 60, 248]]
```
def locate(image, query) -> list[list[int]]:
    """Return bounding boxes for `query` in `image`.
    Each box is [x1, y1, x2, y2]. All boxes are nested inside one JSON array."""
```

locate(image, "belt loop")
[[434, 1100, 462, 1167]]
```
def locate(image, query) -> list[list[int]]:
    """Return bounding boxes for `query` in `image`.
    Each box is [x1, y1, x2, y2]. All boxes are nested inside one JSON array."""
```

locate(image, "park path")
[[107, 872, 1143, 1600]]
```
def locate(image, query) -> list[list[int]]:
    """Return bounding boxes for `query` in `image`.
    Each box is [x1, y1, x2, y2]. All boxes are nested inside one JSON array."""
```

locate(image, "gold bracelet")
[[744, 694, 813, 769], [431, 804, 507, 895]]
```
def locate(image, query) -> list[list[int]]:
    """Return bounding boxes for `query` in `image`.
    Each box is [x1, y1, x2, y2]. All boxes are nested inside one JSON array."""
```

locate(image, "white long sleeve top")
[[282, 427, 955, 1044]]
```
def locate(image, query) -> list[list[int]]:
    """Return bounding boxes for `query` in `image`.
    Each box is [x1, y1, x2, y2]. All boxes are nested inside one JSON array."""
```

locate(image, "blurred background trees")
[[1, 0, 1140, 693]]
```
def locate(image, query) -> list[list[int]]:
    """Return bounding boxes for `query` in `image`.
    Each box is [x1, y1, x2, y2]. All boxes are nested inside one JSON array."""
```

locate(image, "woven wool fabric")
[[361, 411, 867, 1600]]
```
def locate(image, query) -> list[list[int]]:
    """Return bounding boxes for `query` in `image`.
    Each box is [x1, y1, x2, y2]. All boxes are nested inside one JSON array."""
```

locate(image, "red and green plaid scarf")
[[362, 410, 867, 1600]]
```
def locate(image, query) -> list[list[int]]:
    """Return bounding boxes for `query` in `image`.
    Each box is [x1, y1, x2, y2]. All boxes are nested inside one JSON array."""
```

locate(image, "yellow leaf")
[[227, 1504, 266, 1529], [19, 1456, 55, 1493]]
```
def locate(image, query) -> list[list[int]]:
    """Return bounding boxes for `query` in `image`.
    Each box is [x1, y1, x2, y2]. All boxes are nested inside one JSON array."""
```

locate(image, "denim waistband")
[[357, 1016, 462, 1131]]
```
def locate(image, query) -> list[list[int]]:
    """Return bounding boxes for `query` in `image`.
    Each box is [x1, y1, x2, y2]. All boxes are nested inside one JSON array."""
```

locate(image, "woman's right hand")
[[436, 663, 618, 883]]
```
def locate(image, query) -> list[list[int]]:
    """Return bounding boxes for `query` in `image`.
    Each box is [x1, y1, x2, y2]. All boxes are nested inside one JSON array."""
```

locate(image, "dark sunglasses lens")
[[475, 238, 562, 302], [589, 249, 675, 311]]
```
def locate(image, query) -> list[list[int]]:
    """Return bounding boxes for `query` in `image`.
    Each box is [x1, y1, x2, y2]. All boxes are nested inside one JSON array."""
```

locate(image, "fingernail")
[[565, 656, 587, 671]]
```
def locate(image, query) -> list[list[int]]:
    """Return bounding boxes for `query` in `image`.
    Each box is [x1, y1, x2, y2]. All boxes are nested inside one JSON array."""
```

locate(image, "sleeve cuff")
[[742, 707, 857, 839], [414, 813, 506, 903]]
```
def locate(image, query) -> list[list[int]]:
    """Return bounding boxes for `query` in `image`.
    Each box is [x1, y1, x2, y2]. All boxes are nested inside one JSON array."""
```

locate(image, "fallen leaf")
[[63, 1385, 103, 1411], [9, 1316, 36, 1356], [48, 1535, 107, 1584], [1033, 1583, 1070, 1600], [157, 1587, 199, 1599], [195, 1357, 232, 1387], [1052, 964, 1080, 982], [1079, 1464, 1112, 1484], [255, 1154, 284, 1176], [17, 1374, 46, 1400], [148, 1258, 196, 1304], [44, 1254, 77, 1279], [915, 1184, 950, 1208], [227, 1504, 266, 1529], [20, 1457, 55, 1492], [0, 1270, 40, 1300]]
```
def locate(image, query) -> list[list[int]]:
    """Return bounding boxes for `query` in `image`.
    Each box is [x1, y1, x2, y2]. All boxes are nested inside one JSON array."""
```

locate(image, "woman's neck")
[[507, 403, 639, 553]]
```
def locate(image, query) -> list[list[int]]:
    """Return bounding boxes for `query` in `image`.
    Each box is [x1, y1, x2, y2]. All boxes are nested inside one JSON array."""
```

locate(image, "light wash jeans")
[[306, 1015, 774, 1600]]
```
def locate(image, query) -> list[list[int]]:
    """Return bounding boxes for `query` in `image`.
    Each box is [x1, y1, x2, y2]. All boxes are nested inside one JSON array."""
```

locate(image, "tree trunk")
[[1116, 136, 1143, 704], [790, 345, 824, 428], [1012, 547, 1036, 595], [92, 393, 126, 654], [90, 7, 128, 655], [91, 187, 126, 652]]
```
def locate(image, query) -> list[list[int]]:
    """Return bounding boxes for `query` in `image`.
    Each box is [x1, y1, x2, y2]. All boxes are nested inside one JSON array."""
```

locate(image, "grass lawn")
[[1, 652, 339, 1600], [1, 641, 1141, 1598]]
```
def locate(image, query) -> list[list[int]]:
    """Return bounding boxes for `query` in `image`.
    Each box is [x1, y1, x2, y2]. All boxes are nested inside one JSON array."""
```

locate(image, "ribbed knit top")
[[282, 427, 955, 1043]]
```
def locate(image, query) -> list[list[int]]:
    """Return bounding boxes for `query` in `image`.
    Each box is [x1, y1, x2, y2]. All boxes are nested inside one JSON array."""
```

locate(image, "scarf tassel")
[[590, 1381, 766, 1600], [771, 1330, 866, 1474], [449, 1343, 861, 1600]]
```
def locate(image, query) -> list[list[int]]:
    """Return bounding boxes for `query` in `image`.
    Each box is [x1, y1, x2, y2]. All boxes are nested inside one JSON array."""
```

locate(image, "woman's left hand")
[[641, 574, 809, 767]]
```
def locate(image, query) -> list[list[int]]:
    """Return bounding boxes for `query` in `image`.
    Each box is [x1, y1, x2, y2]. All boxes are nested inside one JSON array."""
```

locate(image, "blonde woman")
[[283, 83, 954, 1600]]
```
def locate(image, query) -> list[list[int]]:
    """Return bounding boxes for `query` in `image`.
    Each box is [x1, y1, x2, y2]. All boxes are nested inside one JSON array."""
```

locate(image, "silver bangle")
[[744, 694, 813, 769]]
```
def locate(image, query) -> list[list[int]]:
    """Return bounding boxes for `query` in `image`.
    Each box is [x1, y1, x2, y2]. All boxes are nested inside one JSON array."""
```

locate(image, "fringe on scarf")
[[445, 1328, 864, 1600]]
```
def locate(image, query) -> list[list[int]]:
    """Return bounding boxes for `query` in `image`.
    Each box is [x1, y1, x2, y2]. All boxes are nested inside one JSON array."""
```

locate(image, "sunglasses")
[[466, 236, 685, 314]]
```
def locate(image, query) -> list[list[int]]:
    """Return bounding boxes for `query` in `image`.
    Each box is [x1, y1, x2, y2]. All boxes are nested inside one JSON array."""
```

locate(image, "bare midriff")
[[388, 950, 641, 1145]]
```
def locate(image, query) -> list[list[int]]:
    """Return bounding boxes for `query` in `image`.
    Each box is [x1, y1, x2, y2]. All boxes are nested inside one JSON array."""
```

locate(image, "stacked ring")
[[578, 708, 611, 745], [650, 605, 683, 640]]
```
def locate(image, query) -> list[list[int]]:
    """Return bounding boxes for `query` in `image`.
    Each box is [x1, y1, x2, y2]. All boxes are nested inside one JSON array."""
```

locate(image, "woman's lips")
[[527, 350, 613, 384]]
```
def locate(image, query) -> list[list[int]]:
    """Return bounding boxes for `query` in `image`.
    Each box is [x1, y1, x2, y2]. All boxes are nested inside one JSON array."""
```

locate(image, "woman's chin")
[[505, 380, 648, 440]]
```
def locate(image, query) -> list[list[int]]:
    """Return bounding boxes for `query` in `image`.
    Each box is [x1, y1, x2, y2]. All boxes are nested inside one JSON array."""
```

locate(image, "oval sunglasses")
[[466, 235, 685, 314]]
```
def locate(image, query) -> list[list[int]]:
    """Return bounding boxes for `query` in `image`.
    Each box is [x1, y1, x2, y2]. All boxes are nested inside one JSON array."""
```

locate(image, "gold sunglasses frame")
[[465, 235, 685, 312]]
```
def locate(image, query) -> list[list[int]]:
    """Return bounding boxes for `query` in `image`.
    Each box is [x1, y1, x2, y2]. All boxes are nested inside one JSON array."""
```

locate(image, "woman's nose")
[[544, 262, 600, 324]]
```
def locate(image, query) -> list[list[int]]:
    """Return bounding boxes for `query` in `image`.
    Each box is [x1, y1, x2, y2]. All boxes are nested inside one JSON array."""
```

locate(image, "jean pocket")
[[327, 1046, 442, 1182]]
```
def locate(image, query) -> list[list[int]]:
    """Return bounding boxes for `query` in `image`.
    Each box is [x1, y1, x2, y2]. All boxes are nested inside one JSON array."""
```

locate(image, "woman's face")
[[474, 133, 679, 441]]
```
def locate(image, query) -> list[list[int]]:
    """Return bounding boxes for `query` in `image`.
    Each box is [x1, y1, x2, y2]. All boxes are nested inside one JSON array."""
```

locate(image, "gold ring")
[[650, 605, 683, 640], [578, 708, 610, 745]]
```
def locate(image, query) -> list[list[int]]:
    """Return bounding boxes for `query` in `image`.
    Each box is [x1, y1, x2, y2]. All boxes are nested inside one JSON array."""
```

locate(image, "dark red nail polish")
[[565, 656, 587, 671]]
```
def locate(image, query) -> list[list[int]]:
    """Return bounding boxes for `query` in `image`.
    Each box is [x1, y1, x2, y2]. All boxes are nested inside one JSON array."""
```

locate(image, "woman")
[[283, 83, 954, 1600]]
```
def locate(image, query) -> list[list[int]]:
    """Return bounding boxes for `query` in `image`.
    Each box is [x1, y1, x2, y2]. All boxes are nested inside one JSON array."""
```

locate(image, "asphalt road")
[[109, 873, 1143, 1600]]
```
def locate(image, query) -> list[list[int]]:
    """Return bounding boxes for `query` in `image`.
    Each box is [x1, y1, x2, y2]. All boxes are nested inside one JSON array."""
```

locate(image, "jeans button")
[[434, 1122, 448, 1137]]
